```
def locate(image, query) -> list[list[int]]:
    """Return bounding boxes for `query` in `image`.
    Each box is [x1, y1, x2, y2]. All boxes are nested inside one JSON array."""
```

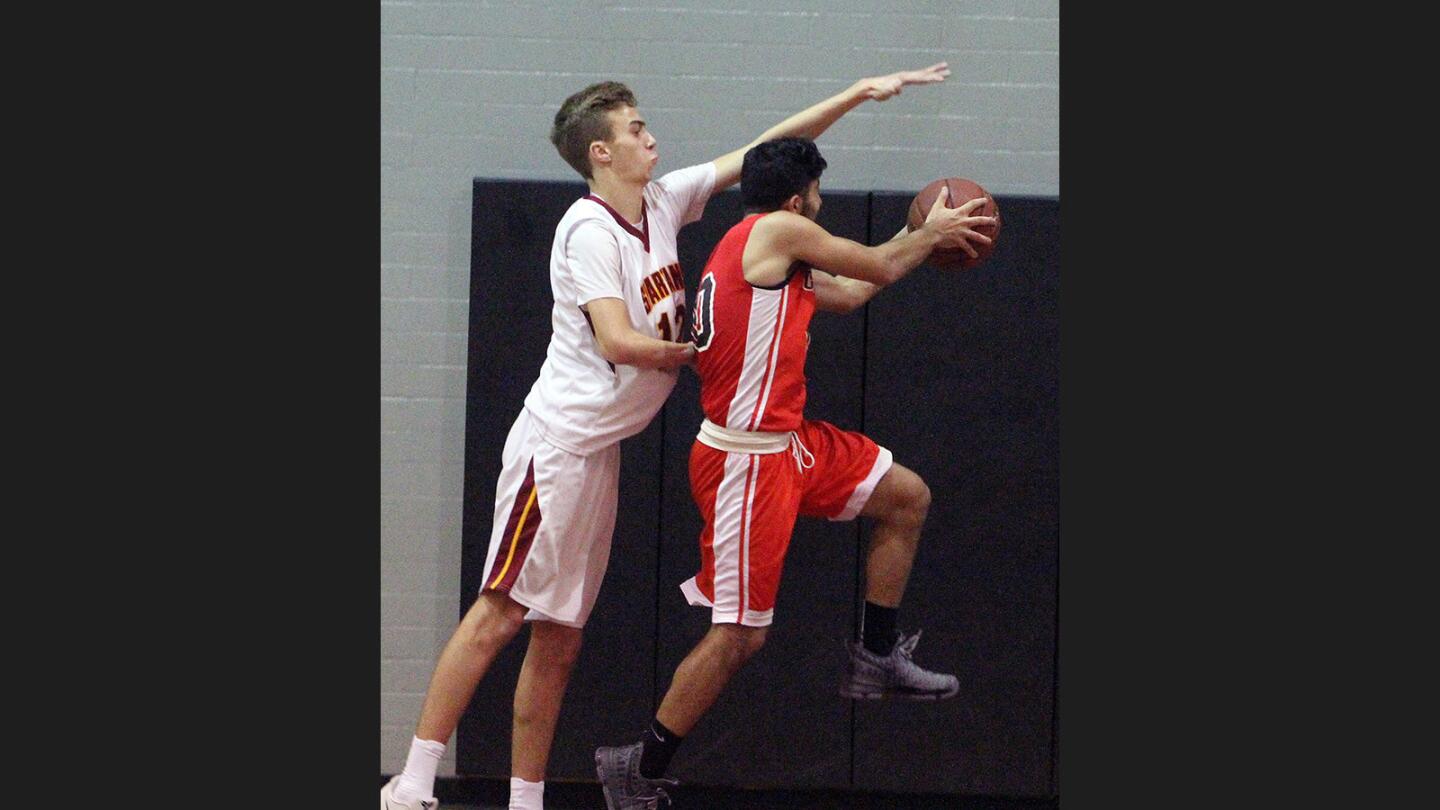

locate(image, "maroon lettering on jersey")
[[641, 262, 684, 313]]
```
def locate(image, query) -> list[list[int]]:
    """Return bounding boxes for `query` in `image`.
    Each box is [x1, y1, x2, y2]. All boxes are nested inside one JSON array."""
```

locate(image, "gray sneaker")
[[595, 741, 677, 810], [840, 629, 959, 700]]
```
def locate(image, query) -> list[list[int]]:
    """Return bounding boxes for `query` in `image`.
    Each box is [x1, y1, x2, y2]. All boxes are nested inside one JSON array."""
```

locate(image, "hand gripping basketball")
[[907, 178, 1002, 270]]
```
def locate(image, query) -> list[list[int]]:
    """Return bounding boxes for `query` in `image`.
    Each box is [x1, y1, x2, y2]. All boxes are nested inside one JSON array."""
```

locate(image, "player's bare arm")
[[811, 270, 877, 314], [810, 224, 917, 313], [812, 229, 910, 314], [708, 62, 952, 191], [750, 190, 994, 292], [584, 297, 696, 369]]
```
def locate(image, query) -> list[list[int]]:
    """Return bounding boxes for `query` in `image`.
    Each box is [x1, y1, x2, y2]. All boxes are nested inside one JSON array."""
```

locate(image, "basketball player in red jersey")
[[596, 137, 995, 808], [384, 66, 955, 810]]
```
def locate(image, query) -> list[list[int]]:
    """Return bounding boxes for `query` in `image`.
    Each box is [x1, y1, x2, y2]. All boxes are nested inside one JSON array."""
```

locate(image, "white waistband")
[[696, 418, 791, 454]]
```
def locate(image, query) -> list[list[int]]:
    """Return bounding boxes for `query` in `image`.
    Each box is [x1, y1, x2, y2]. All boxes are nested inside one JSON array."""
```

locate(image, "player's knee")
[[532, 624, 583, 669], [460, 594, 525, 650], [714, 623, 767, 659], [910, 477, 932, 519], [741, 626, 768, 657], [890, 473, 930, 529], [552, 634, 583, 669], [474, 614, 524, 651]]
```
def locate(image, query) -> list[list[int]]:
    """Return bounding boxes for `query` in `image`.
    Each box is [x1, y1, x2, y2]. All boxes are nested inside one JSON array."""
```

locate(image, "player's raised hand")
[[923, 187, 996, 259], [858, 62, 951, 101]]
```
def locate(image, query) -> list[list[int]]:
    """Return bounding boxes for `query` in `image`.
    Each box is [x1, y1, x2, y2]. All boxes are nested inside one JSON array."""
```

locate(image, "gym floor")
[[415, 777, 1058, 810]]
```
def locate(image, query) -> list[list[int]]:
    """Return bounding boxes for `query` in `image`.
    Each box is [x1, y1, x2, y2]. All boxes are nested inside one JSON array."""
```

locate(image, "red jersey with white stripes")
[[691, 212, 815, 432]]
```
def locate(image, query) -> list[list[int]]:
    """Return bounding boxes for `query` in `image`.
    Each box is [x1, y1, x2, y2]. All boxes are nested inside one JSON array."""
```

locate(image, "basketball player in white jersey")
[[382, 66, 956, 810]]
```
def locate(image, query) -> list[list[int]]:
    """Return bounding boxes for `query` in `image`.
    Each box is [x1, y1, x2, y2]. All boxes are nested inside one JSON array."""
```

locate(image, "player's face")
[[800, 180, 822, 220], [604, 106, 658, 183]]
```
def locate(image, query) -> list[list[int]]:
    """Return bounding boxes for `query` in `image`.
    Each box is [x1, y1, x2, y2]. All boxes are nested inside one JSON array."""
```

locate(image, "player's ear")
[[589, 140, 610, 168], [784, 194, 803, 214]]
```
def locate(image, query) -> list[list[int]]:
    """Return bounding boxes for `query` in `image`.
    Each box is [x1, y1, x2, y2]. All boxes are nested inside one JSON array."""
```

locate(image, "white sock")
[[394, 736, 446, 803], [508, 777, 544, 810]]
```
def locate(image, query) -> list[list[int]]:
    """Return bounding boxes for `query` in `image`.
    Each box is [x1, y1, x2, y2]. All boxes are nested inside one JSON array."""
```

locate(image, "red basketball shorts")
[[679, 418, 893, 627]]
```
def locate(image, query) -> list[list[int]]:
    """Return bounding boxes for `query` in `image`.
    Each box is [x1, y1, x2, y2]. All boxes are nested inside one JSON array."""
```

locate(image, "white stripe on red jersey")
[[693, 212, 816, 433]]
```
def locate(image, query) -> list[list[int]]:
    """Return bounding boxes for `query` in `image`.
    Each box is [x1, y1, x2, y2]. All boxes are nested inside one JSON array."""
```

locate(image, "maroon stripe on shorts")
[[484, 460, 543, 593]]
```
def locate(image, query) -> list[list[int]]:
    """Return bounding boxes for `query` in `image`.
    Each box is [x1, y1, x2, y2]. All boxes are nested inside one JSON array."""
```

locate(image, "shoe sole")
[[840, 684, 960, 700], [595, 750, 619, 810]]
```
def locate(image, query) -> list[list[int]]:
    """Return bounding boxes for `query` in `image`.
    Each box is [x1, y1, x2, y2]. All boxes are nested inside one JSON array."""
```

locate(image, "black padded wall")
[[459, 179, 1060, 798], [853, 193, 1059, 797]]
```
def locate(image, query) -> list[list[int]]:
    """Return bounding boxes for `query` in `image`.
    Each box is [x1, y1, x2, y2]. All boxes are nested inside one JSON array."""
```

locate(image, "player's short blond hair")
[[550, 81, 637, 180]]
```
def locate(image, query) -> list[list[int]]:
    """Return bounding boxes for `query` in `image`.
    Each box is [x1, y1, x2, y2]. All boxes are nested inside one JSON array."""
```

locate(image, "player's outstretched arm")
[[708, 63, 951, 191], [767, 187, 994, 290], [584, 297, 696, 370], [812, 271, 879, 314], [812, 225, 913, 313]]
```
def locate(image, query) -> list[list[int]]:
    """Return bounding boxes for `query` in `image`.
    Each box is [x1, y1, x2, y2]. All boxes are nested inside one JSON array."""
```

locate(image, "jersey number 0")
[[691, 273, 716, 351]]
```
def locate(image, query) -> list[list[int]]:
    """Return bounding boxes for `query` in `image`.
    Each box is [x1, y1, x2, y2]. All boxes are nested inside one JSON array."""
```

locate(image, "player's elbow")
[[830, 294, 863, 315], [592, 331, 630, 365]]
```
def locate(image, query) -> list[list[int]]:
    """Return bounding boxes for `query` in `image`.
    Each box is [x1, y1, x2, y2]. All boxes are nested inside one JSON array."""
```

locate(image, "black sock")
[[862, 601, 898, 655], [638, 718, 682, 779]]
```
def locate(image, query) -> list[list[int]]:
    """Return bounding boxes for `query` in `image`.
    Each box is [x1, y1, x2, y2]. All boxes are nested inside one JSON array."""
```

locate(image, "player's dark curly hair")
[[551, 81, 637, 179], [741, 137, 828, 212]]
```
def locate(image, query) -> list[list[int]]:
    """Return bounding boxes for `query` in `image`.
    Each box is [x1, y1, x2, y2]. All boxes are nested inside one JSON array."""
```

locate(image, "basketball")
[[906, 177, 1002, 270]]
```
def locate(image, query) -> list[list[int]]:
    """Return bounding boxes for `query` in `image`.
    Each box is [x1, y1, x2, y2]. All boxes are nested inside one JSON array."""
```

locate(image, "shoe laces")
[[638, 782, 674, 809], [894, 629, 922, 659], [629, 756, 677, 808]]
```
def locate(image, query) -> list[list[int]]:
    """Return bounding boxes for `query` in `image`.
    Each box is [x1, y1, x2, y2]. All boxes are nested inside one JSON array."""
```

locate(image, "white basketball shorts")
[[479, 407, 620, 628]]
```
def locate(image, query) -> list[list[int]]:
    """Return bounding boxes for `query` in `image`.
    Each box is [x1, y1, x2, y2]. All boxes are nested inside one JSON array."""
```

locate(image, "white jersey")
[[522, 162, 716, 455]]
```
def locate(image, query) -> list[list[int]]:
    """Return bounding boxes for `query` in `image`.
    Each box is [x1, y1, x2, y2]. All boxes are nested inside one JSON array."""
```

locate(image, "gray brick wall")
[[380, 0, 1059, 775]]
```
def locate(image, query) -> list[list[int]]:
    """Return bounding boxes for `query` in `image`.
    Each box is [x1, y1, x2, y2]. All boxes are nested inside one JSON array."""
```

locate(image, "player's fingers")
[[964, 231, 994, 246], [913, 63, 950, 82], [926, 185, 950, 216], [958, 196, 990, 214]]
